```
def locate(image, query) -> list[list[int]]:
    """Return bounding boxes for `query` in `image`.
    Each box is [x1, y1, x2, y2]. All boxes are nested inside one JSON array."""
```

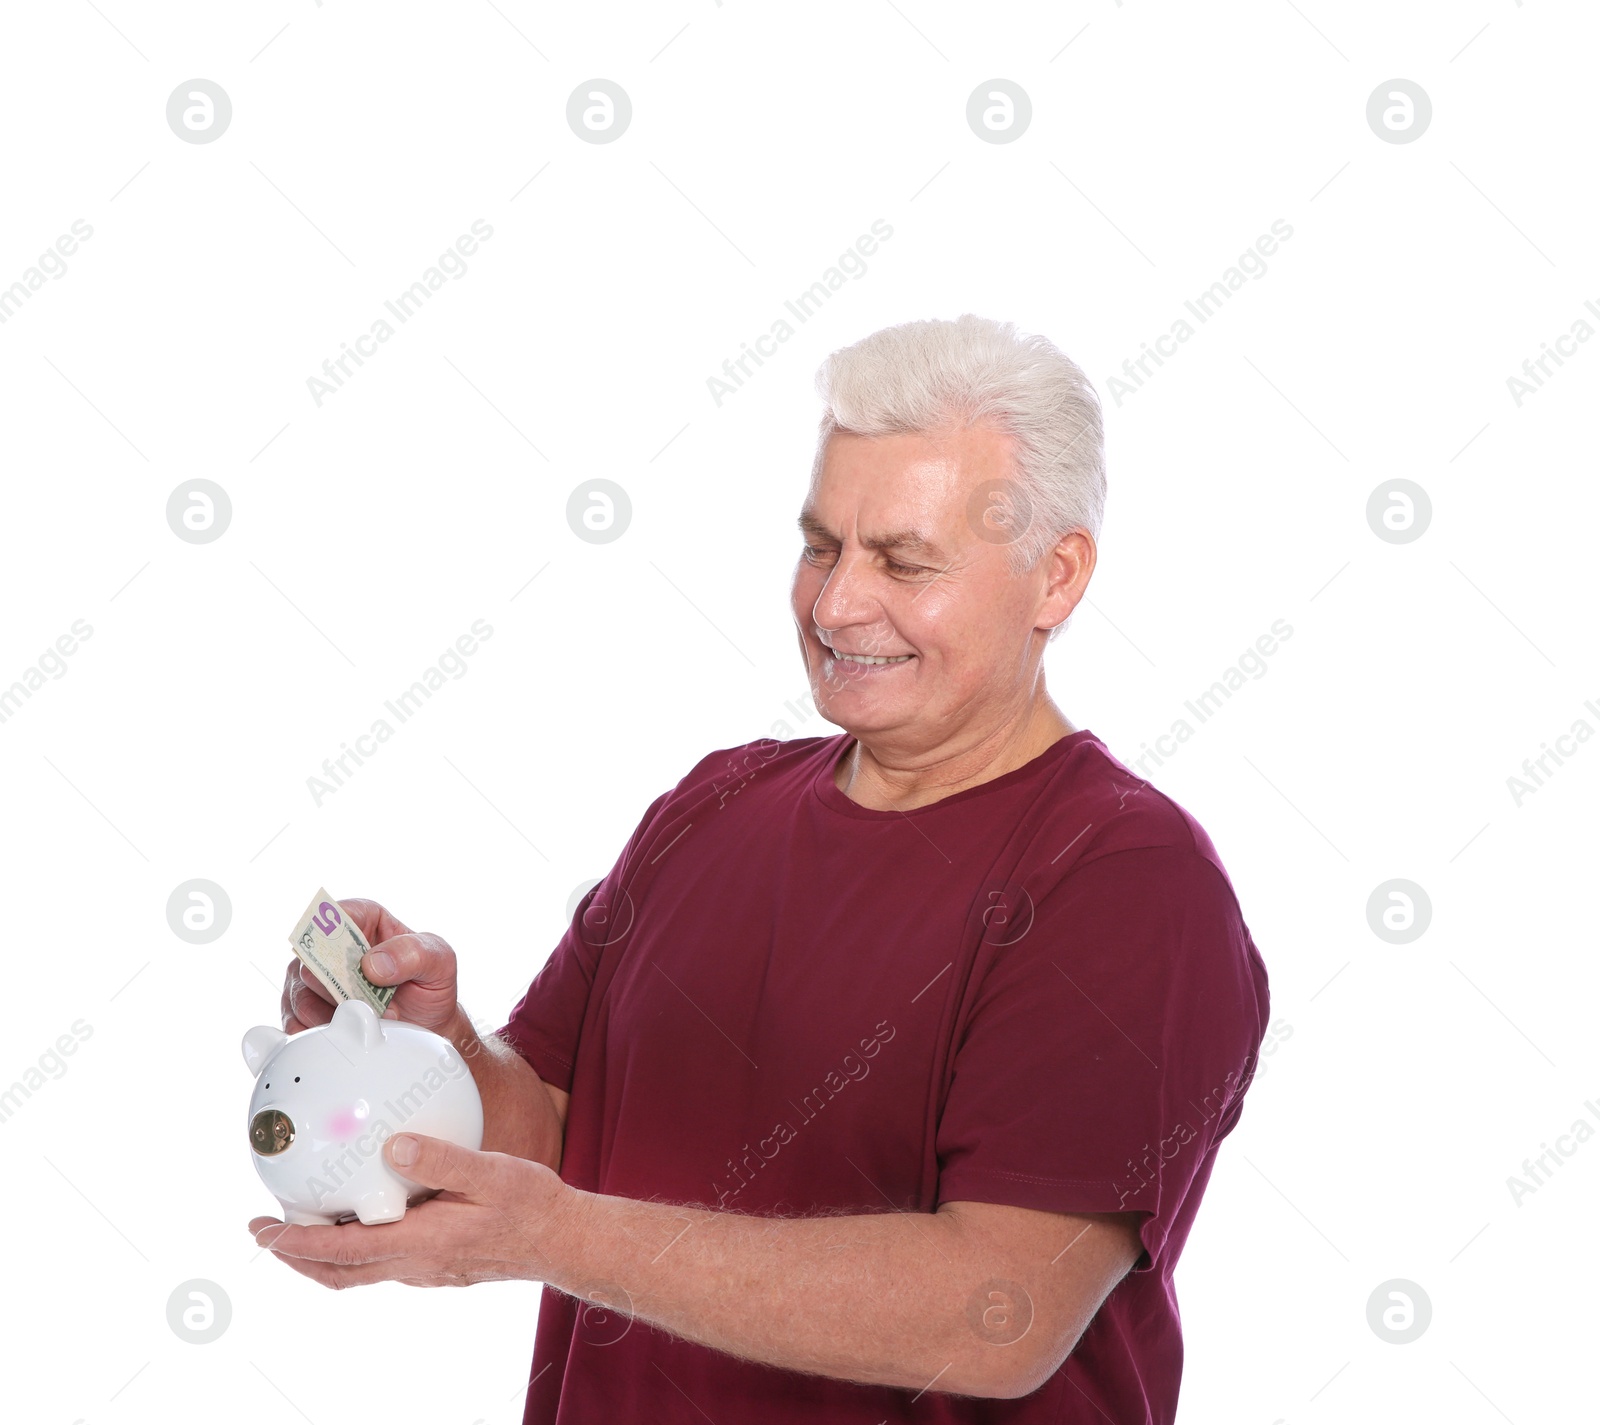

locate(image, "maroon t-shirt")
[[497, 729, 1270, 1424]]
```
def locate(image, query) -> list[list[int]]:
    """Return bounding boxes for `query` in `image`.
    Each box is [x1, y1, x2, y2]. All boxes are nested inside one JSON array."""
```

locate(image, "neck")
[[836, 701, 1076, 811]]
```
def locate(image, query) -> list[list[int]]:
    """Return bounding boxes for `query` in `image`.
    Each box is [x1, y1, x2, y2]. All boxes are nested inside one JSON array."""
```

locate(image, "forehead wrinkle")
[[797, 507, 951, 562]]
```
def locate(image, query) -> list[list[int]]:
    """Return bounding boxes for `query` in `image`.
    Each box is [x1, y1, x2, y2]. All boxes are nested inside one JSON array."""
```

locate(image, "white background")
[[1, 2, 1595, 1422]]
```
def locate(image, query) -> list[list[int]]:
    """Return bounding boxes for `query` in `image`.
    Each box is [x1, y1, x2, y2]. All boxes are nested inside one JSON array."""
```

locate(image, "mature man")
[[255, 314, 1271, 1423]]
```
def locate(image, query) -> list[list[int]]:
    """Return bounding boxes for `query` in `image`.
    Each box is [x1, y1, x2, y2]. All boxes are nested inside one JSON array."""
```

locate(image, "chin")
[[814, 690, 901, 729]]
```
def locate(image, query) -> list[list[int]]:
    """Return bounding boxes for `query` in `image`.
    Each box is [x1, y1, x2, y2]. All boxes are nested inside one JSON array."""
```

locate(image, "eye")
[[885, 558, 924, 575]]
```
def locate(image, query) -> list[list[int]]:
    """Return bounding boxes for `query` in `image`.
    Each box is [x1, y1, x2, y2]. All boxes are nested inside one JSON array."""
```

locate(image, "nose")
[[809, 549, 879, 635], [250, 1107, 296, 1156]]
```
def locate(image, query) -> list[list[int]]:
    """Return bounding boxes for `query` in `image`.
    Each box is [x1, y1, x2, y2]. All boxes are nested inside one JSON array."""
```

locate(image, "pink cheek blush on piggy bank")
[[242, 999, 484, 1226]]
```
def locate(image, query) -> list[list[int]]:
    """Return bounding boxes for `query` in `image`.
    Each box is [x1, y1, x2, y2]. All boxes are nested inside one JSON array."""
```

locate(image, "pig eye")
[[294, 1076, 301, 1082]]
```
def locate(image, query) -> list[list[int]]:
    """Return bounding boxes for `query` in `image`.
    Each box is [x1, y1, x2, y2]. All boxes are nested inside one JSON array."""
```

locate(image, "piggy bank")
[[242, 999, 483, 1226]]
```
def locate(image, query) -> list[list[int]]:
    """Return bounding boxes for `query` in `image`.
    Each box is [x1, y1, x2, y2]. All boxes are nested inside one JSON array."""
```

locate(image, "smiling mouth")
[[823, 647, 915, 666]]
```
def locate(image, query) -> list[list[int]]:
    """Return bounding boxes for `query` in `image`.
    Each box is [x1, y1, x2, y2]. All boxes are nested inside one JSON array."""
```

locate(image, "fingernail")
[[390, 1134, 419, 1166], [367, 951, 395, 978]]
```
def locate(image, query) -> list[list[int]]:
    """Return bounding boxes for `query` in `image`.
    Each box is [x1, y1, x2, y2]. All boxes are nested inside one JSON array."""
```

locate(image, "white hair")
[[809, 314, 1105, 640]]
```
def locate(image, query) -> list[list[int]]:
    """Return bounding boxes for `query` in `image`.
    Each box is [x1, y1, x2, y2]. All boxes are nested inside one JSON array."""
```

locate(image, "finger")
[[361, 932, 456, 990], [338, 897, 413, 948], [249, 1218, 408, 1266], [385, 1133, 495, 1197], [286, 965, 336, 1030], [282, 958, 332, 1032], [297, 960, 336, 1002], [264, 1250, 399, 1291]]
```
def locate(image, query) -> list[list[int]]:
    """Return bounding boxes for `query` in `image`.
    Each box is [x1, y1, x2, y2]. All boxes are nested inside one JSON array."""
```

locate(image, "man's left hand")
[[247, 1134, 580, 1289]]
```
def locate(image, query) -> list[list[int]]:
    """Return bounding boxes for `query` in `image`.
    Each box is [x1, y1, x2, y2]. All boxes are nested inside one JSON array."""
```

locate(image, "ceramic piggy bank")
[[242, 999, 484, 1225]]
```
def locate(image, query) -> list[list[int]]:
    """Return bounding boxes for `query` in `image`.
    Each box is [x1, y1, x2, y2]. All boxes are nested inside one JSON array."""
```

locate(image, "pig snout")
[[250, 1107, 296, 1157]]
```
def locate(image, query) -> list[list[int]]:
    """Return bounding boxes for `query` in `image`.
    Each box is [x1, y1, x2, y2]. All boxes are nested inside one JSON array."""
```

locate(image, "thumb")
[[384, 1133, 491, 1196]]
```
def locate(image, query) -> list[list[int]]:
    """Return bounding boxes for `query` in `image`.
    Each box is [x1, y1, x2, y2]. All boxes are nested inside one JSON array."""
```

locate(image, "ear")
[[329, 999, 386, 1052], [242, 1026, 288, 1078]]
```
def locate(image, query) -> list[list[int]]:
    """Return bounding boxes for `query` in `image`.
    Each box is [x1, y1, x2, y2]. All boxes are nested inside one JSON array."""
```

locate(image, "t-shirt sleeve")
[[493, 783, 678, 1092], [934, 844, 1268, 1273]]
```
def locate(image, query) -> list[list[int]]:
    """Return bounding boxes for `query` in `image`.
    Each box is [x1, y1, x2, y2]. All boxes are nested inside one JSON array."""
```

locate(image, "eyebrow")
[[797, 509, 950, 562]]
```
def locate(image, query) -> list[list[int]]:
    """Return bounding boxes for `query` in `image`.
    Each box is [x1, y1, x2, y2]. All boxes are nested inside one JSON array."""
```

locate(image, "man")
[[255, 314, 1271, 1423]]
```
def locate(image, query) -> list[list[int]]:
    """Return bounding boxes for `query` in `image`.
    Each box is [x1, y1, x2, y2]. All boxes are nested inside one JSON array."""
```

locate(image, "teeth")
[[831, 650, 913, 665]]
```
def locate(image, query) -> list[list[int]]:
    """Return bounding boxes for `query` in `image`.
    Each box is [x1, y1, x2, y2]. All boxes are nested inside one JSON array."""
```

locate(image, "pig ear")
[[242, 1026, 288, 1078], [330, 999, 386, 1052]]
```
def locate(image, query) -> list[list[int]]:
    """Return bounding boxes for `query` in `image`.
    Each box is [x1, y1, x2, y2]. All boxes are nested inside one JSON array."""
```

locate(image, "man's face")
[[790, 424, 1058, 748]]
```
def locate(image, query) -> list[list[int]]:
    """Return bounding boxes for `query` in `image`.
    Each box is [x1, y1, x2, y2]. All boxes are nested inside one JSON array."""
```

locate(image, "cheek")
[[324, 1104, 369, 1140], [895, 583, 961, 640]]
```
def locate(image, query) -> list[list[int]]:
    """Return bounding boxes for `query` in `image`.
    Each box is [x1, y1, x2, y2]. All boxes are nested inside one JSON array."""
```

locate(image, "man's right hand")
[[278, 895, 565, 1166], [280, 897, 464, 1040]]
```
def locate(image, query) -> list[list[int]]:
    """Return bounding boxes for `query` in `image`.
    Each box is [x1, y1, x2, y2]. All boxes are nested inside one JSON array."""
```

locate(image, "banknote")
[[288, 888, 397, 1015]]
